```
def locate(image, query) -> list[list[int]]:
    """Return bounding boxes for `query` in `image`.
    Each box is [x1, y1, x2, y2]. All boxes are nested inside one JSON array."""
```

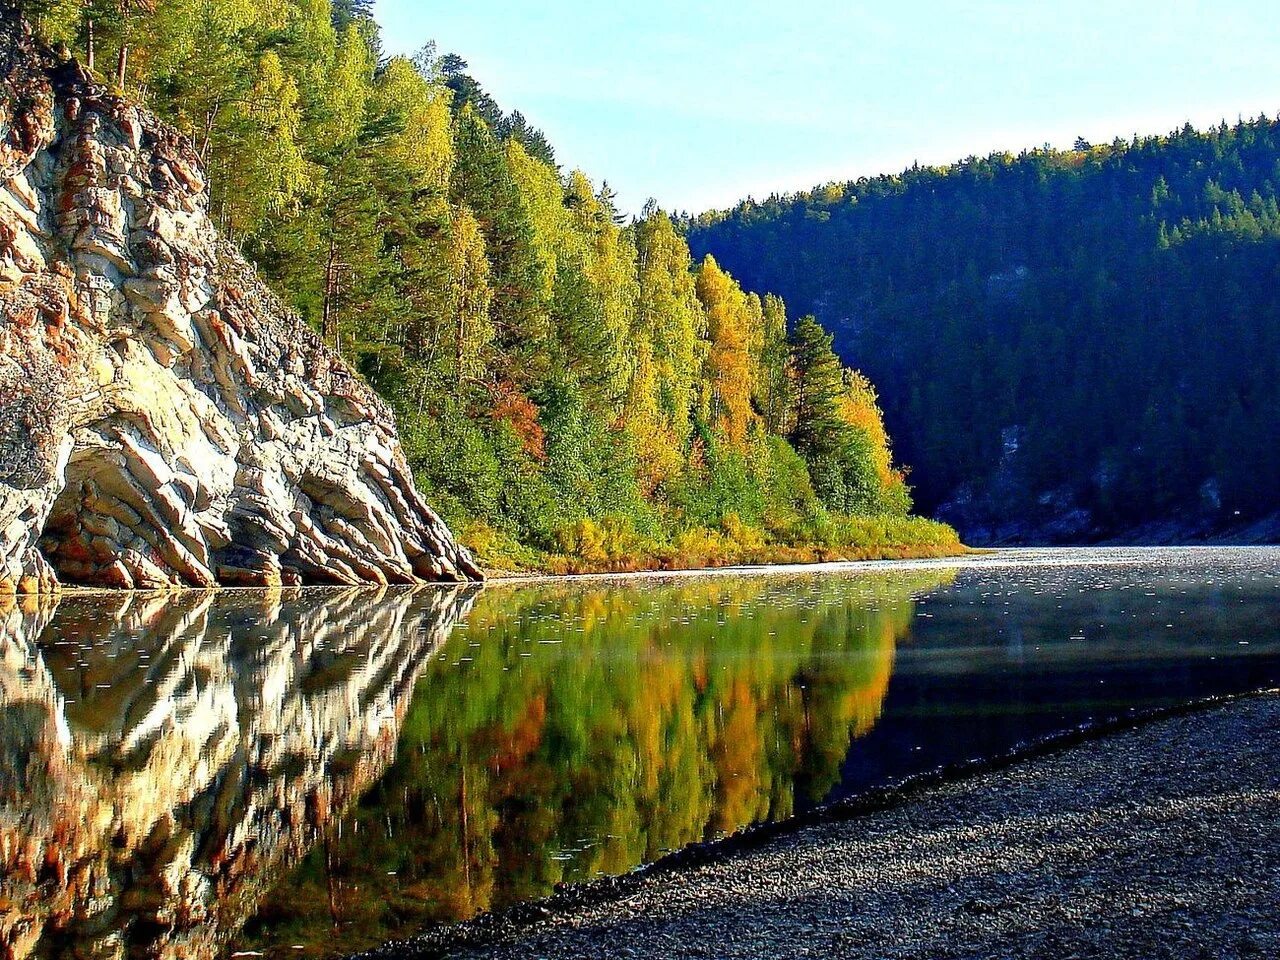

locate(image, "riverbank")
[[466, 514, 965, 578], [364, 691, 1280, 959]]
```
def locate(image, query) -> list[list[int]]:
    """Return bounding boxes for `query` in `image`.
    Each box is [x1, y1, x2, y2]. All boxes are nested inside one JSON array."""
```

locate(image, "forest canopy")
[[14, 0, 958, 569], [687, 123, 1280, 543]]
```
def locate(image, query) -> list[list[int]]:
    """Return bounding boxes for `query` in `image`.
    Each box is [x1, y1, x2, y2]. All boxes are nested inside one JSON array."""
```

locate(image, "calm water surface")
[[1, 548, 1277, 958]]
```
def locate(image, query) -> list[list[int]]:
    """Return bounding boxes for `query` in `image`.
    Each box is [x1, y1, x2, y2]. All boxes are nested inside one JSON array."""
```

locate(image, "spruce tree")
[[788, 315, 845, 458]]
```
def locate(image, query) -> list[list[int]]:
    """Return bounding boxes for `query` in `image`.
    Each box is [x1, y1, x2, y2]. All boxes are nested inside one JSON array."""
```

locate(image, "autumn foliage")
[[19, 0, 956, 572]]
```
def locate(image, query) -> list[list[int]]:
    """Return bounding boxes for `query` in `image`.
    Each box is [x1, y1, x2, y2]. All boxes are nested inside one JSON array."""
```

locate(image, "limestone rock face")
[[0, 20, 482, 592]]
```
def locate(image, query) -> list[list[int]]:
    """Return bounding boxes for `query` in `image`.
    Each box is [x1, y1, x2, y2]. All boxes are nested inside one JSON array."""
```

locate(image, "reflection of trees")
[[0, 586, 476, 960], [245, 570, 952, 956]]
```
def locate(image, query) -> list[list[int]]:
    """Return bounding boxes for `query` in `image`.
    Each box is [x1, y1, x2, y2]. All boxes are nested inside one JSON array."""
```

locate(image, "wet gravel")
[[374, 693, 1280, 959]]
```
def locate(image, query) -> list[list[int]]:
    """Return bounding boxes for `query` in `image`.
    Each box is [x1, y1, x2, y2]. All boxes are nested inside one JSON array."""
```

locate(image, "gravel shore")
[[370, 693, 1280, 960]]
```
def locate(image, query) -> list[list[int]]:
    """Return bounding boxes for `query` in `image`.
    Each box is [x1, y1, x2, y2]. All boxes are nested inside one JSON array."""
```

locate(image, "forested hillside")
[[14, 0, 957, 569], [687, 124, 1280, 543]]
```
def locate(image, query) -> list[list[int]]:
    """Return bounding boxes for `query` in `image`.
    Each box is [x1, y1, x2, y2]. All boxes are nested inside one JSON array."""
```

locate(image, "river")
[[1, 547, 1277, 958]]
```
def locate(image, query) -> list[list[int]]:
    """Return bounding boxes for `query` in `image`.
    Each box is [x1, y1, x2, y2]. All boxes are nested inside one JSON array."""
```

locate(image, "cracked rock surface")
[[0, 18, 481, 593]]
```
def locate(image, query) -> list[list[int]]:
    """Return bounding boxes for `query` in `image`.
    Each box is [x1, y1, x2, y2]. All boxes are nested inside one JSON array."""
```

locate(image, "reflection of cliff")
[[0, 586, 476, 960], [244, 570, 954, 957]]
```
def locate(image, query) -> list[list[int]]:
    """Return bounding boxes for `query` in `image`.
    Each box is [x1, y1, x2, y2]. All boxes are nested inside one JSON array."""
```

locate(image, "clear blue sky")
[[373, 1, 1280, 216]]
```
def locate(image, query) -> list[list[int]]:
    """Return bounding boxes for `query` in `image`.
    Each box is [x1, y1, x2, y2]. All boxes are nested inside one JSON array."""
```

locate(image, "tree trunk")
[[323, 832, 341, 932], [85, 20, 95, 71], [115, 43, 128, 88], [199, 99, 222, 164], [455, 305, 465, 390], [322, 234, 339, 347]]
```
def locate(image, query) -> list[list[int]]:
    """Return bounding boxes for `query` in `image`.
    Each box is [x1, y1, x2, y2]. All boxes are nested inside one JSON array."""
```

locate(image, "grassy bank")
[[458, 514, 964, 576]]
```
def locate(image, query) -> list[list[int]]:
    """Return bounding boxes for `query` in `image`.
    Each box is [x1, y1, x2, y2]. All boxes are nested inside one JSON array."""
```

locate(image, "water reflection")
[[3, 550, 1279, 960], [0, 586, 477, 960], [238, 571, 950, 955]]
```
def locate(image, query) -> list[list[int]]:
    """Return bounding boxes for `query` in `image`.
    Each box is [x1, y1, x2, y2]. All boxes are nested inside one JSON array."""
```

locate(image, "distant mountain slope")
[[687, 121, 1280, 543]]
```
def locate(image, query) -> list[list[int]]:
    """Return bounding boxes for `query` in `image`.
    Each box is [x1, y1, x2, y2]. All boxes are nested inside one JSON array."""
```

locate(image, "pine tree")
[[330, 0, 373, 28]]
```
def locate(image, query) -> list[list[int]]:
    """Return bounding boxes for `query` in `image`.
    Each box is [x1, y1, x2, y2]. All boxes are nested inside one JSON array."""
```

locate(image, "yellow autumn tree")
[[504, 138, 563, 305], [446, 208, 495, 389], [377, 56, 454, 193], [837, 370, 912, 513], [217, 50, 311, 237], [314, 22, 374, 151], [625, 209, 707, 487], [695, 255, 759, 446], [757, 293, 794, 434], [564, 169, 637, 406], [505, 147, 636, 405], [634, 210, 706, 426]]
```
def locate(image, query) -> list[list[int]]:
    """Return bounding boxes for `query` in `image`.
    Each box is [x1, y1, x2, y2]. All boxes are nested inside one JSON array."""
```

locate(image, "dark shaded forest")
[[687, 123, 1280, 543]]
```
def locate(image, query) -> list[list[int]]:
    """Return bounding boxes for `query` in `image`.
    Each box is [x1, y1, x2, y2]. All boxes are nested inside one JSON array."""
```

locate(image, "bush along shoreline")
[[15, 0, 960, 573], [471, 514, 963, 576]]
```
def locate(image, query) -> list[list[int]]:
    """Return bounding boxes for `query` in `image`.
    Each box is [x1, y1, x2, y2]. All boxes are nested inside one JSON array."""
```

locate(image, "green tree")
[[450, 104, 546, 380], [789, 315, 845, 457]]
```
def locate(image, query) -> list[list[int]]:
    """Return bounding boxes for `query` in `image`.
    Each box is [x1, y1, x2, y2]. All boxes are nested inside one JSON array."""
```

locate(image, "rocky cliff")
[[0, 18, 482, 592]]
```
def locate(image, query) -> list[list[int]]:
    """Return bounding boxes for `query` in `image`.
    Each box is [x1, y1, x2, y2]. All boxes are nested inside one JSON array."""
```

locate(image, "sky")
[[373, 1, 1280, 216]]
